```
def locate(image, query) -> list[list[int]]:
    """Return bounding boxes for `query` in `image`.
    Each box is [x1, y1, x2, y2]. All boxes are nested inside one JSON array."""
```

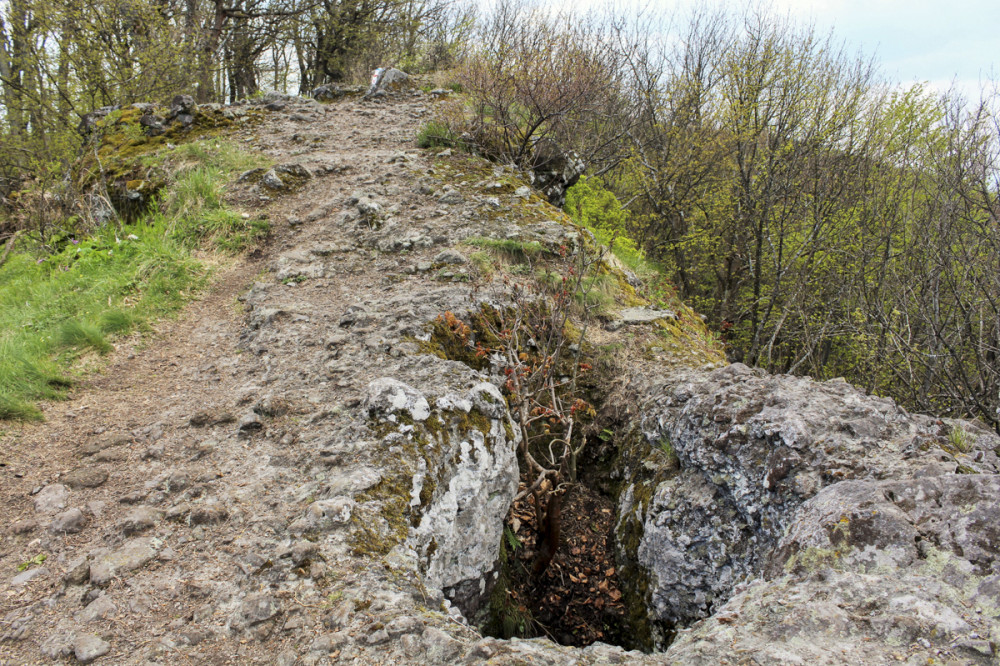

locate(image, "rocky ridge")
[[0, 88, 997, 666]]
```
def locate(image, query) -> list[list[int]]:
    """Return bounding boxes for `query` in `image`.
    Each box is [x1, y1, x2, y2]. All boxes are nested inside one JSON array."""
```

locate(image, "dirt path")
[[0, 91, 669, 666], [0, 94, 426, 664]]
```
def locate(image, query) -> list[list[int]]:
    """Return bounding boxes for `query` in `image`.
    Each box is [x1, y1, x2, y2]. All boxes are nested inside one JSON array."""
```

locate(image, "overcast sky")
[[665, 0, 998, 100], [553, 0, 999, 99], [766, 0, 998, 95]]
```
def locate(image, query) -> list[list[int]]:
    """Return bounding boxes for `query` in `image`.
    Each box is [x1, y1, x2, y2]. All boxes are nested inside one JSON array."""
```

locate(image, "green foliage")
[[535, 268, 616, 314], [657, 437, 675, 459], [468, 251, 496, 275], [466, 237, 545, 262], [164, 141, 268, 175], [16, 553, 47, 572], [564, 176, 660, 280], [416, 120, 459, 149], [0, 138, 263, 420], [504, 525, 522, 552]]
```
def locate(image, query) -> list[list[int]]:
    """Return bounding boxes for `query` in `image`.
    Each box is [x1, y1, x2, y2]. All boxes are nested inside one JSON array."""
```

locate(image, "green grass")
[[58, 321, 112, 354], [948, 427, 971, 453], [0, 138, 269, 420], [416, 120, 460, 149], [466, 237, 545, 262], [99, 309, 136, 334], [535, 268, 617, 313]]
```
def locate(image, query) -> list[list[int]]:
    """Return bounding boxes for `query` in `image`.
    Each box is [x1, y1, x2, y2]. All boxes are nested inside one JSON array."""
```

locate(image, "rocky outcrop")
[[311, 83, 366, 101], [358, 378, 519, 616], [527, 137, 585, 207], [616, 362, 1000, 661], [365, 67, 413, 98]]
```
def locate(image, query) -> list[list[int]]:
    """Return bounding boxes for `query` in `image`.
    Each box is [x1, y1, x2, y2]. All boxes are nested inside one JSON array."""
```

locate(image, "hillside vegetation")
[[1, 0, 998, 429]]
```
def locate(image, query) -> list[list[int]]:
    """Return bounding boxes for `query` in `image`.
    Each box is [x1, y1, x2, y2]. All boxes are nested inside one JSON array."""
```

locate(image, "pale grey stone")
[[34, 484, 69, 514], [73, 634, 110, 663], [48, 508, 87, 534], [75, 595, 116, 623], [11, 567, 48, 587], [90, 538, 159, 585]]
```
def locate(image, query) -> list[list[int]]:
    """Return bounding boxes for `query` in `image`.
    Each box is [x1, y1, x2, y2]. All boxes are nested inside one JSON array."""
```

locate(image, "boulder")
[[366, 68, 412, 97], [77, 105, 120, 135], [527, 138, 585, 207], [168, 94, 197, 118], [615, 362, 1000, 656], [357, 378, 519, 617]]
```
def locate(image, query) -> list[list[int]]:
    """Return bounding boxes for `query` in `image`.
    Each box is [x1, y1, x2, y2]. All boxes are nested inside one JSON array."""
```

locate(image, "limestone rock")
[[433, 249, 467, 265], [367, 68, 411, 97], [73, 634, 110, 663], [119, 506, 161, 536], [62, 467, 109, 489], [90, 538, 160, 585], [364, 378, 431, 422], [527, 138, 585, 207], [75, 595, 116, 623], [616, 362, 1000, 654], [11, 567, 48, 587], [233, 593, 280, 629], [48, 507, 87, 534], [361, 380, 520, 618], [34, 483, 69, 514], [618, 307, 676, 325]]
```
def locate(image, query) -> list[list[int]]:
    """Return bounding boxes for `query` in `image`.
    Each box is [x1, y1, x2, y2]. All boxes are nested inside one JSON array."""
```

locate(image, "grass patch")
[[0, 138, 267, 420], [99, 309, 136, 334], [58, 321, 112, 354], [466, 237, 545, 263], [155, 151, 271, 254], [535, 268, 617, 314], [948, 427, 971, 453], [416, 120, 460, 149]]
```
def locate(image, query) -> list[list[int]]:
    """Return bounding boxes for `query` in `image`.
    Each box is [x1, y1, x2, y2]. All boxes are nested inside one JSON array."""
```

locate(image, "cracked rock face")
[[616, 362, 1000, 661], [363, 378, 519, 617]]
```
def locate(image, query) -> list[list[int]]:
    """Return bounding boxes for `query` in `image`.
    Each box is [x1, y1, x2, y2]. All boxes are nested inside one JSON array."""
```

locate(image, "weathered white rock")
[[618, 307, 676, 325], [365, 378, 430, 422], [33, 484, 69, 514], [90, 538, 160, 585], [73, 634, 110, 663], [617, 362, 1000, 657]]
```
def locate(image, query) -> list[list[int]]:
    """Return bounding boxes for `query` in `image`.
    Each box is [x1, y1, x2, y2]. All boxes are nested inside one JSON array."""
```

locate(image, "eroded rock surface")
[[4, 91, 998, 666], [617, 362, 1000, 661]]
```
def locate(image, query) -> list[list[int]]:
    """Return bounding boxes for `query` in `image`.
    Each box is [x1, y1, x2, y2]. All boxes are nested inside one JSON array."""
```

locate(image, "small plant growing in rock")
[[470, 240, 608, 574], [416, 120, 459, 149], [948, 427, 971, 453]]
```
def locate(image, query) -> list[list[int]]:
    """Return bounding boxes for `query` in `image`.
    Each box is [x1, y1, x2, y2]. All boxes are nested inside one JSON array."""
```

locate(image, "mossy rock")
[[349, 403, 504, 558]]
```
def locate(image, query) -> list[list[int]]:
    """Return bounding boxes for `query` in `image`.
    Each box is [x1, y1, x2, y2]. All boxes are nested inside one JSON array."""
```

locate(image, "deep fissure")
[[481, 439, 637, 650]]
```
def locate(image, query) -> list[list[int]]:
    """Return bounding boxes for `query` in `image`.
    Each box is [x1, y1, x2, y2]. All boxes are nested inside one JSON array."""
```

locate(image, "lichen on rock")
[[356, 377, 519, 617], [614, 361, 1000, 659]]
